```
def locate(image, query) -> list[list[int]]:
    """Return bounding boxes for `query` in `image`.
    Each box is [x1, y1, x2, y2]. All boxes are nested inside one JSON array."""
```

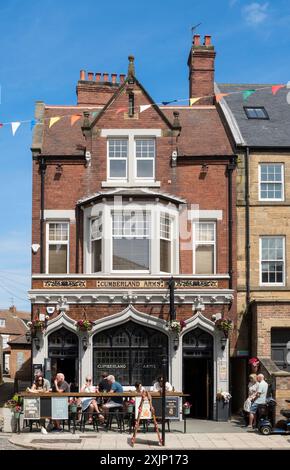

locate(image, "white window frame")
[[134, 138, 155, 180], [107, 138, 128, 181], [46, 221, 69, 274], [259, 163, 284, 202], [259, 236, 285, 286], [159, 212, 173, 274], [2, 334, 10, 349], [91, 213, 103, 273], [192, 221, 216, 275], [0, 319, 6, 328], [83, 202, 179, 275], [111, 210, 151, 274]]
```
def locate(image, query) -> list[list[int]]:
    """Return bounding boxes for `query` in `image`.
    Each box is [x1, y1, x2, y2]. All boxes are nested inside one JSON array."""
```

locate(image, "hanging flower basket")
[[27, 319, 46, 334], [167, 319, 186, 335], [183, 402, 192, 415], [215, 318, 233, 338], [216, 391, 232, 403], [76, 319, 94, 332]]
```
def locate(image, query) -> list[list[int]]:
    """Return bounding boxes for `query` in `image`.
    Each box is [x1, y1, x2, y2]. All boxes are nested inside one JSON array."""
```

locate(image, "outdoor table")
[[18, 392, 189, 434]]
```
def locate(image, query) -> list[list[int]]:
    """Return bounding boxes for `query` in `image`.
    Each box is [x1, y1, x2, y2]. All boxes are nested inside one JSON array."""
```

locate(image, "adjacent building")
[[29, 35, 237, 419], [217, 83, 290, 413]]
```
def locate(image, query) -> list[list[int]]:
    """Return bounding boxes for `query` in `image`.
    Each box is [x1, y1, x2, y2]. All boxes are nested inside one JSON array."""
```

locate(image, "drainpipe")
[[227, 156, 236, 290], [40, 157, 47, 273], [245, 146, 251, 352]]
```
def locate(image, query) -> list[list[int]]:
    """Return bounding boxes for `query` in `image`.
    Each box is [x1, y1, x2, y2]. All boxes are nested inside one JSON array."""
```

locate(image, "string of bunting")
[[0, 84, 286, 135]]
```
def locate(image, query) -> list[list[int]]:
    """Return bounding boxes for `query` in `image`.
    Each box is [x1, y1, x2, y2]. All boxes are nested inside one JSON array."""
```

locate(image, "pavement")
[[5, 419, 290, 450]]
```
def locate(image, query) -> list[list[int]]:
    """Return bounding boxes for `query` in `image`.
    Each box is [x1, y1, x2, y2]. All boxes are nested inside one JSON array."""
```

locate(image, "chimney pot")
[[204, 35, 211, 46], [120, 74, 126, 84], [103, 73, 109, 82], [88, 72, 94, 81], [80, 70, 86, 81], [111, 73, 117, 84], [95, 73, 101, 82], [193, 34, 201, 46]]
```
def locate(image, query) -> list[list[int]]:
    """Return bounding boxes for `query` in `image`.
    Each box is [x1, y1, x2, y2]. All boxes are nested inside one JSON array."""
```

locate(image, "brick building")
[[29, 35, 236, 419], [217, 84, 290, 413]]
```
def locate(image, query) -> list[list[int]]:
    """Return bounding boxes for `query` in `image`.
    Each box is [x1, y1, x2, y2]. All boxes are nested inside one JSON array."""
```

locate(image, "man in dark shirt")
[[52, 373, 70, 431], [98, 372, 111, 392]]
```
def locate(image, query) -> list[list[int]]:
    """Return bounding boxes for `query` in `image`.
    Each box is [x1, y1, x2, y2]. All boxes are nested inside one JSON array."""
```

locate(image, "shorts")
[[250, 402, 259, 414]]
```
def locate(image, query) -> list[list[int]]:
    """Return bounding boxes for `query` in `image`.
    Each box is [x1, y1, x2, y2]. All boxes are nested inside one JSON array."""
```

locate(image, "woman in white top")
[[243, 373, 258, 414], [80, 376, 104, 423], [153, 376, 173, 392]]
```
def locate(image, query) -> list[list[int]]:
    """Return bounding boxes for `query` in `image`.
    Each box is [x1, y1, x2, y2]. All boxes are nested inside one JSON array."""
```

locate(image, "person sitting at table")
[[28, 372, 50, 393], [51, 373, 70, 432], [80, 376, 104, 424], [98, 372, 111, 392], [102, 375, 124, 414], [153, 376, 173, 392]]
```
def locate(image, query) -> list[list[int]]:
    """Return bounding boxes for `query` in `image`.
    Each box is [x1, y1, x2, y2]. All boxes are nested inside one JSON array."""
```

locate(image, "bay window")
[[91, 213, 102, 273], [112, 211, 150, 271], [194, 222, 216, 274], [46, 222, 69, 273]]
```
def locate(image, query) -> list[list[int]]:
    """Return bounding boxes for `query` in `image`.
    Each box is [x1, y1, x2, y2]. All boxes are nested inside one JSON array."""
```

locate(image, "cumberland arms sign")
[[42, 279, 219, 288]]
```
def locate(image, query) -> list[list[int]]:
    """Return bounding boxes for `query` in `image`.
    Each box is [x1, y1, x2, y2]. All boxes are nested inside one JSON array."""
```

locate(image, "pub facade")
[[29, 35, 236, 419]]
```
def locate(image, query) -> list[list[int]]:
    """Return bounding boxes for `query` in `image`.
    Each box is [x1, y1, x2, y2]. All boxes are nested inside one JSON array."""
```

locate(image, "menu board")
[[51, 397, 68, 420], [24, 398, 40, 420], [152, 397, 180, 420], [135, 397, 152, 420]]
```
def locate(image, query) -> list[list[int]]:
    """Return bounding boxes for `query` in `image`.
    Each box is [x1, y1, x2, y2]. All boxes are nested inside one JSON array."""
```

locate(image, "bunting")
[[242, 89, 256, 101], [115, 107, 128, 114], [91, 111, 98, 118], [70, 114, 81, 126], [271, 85, 285, 95], [30, 119, 37, 131], [11, 122, 21, 135], [161, 100, 178, 106], [49, 116, 61, 128], [215, 93, 229, 103], [140, 104, 152, 113], [189, 97, 201, 106]]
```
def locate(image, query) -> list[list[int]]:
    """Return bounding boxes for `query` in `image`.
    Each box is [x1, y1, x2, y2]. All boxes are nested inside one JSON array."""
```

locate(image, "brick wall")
[[9, 346, 31, 381]]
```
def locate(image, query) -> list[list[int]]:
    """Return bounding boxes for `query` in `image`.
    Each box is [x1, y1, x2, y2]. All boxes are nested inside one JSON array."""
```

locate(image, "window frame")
[[111, 209, 151, 273], [259, 163, 284, 202], [193, 221, 216, 275], [134, 138, 156, 181], [259, 236, 285, 286], [159, 212, 173, 274], [244, 106, 269, 120], [107, 138, 128, 181], [0, 319, 6, 328], [90, 212, 103, 274], [46, 221, 69, 274]]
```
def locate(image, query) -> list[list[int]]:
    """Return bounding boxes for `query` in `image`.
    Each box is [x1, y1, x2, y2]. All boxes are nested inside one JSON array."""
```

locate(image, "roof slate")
[[217, 84, 290, 147]]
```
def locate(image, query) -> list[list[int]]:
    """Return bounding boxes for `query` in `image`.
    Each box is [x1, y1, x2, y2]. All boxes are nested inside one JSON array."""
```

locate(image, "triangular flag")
[[11, 122, 21, 135], [70, 115, 81, 126], [0, 123, 3, 128], [189, 97, 201, 106], [242, 89, 256, 101], [115, 107, 128, 115], [140, 104, 151, 113], [91, 111, 98, 118], [161, 100, 178, 106], [271, 85, 285, 95], [30, 119, 37, 130], [49, 116, 61, 128], [215, 93, 229, 103]]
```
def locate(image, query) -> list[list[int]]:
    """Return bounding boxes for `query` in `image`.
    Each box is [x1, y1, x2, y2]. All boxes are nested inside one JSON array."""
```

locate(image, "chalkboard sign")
[[152, 397, 180, 420], [24, 398, 40, 420], [51, 397, 68, 420], [40, 397, 51, 418]]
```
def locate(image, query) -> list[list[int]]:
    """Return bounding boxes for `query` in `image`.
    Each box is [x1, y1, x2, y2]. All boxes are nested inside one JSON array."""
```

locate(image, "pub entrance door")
[[48, 328, 79, 391], [183, 328, 213, 419]]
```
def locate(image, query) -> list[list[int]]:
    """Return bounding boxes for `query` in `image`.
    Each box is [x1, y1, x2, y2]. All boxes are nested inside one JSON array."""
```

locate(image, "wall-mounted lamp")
[[201, 163, 208, 174], [25, 330, 31, 344], [173, 336, 179, 351], [34, 336, 40, 351], [82, 336, 88, 351], [221, 336, 227, 350]]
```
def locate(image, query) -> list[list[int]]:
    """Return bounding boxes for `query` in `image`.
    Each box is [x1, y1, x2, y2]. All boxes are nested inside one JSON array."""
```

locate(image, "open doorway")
[[48, 328, 79, 391], [182, 328, 213, 419]]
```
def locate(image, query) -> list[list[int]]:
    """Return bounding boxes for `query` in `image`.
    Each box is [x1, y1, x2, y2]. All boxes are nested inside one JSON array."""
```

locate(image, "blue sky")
[[0, 0, 289, 310]]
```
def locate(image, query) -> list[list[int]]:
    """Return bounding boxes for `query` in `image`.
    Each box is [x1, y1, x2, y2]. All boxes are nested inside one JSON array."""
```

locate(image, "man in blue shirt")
[[102, 375, 124, 409]]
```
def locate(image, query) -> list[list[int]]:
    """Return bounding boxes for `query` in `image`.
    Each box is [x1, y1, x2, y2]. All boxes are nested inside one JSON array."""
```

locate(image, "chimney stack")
[[188, 34, 216, 105]]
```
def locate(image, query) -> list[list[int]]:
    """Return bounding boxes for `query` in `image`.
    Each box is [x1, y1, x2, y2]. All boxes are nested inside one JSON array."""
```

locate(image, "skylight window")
[[244, 107, 269, 120]]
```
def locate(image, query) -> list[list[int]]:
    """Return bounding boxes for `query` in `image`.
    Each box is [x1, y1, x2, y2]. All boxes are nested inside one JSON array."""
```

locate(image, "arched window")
[[93, 321, 167, 385], [183, 328, 213, 358], [48, 327, 78, 357]]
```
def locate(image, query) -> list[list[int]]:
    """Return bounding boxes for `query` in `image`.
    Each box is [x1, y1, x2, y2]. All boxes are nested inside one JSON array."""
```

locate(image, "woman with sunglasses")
[[80, 376, 104, 424]]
